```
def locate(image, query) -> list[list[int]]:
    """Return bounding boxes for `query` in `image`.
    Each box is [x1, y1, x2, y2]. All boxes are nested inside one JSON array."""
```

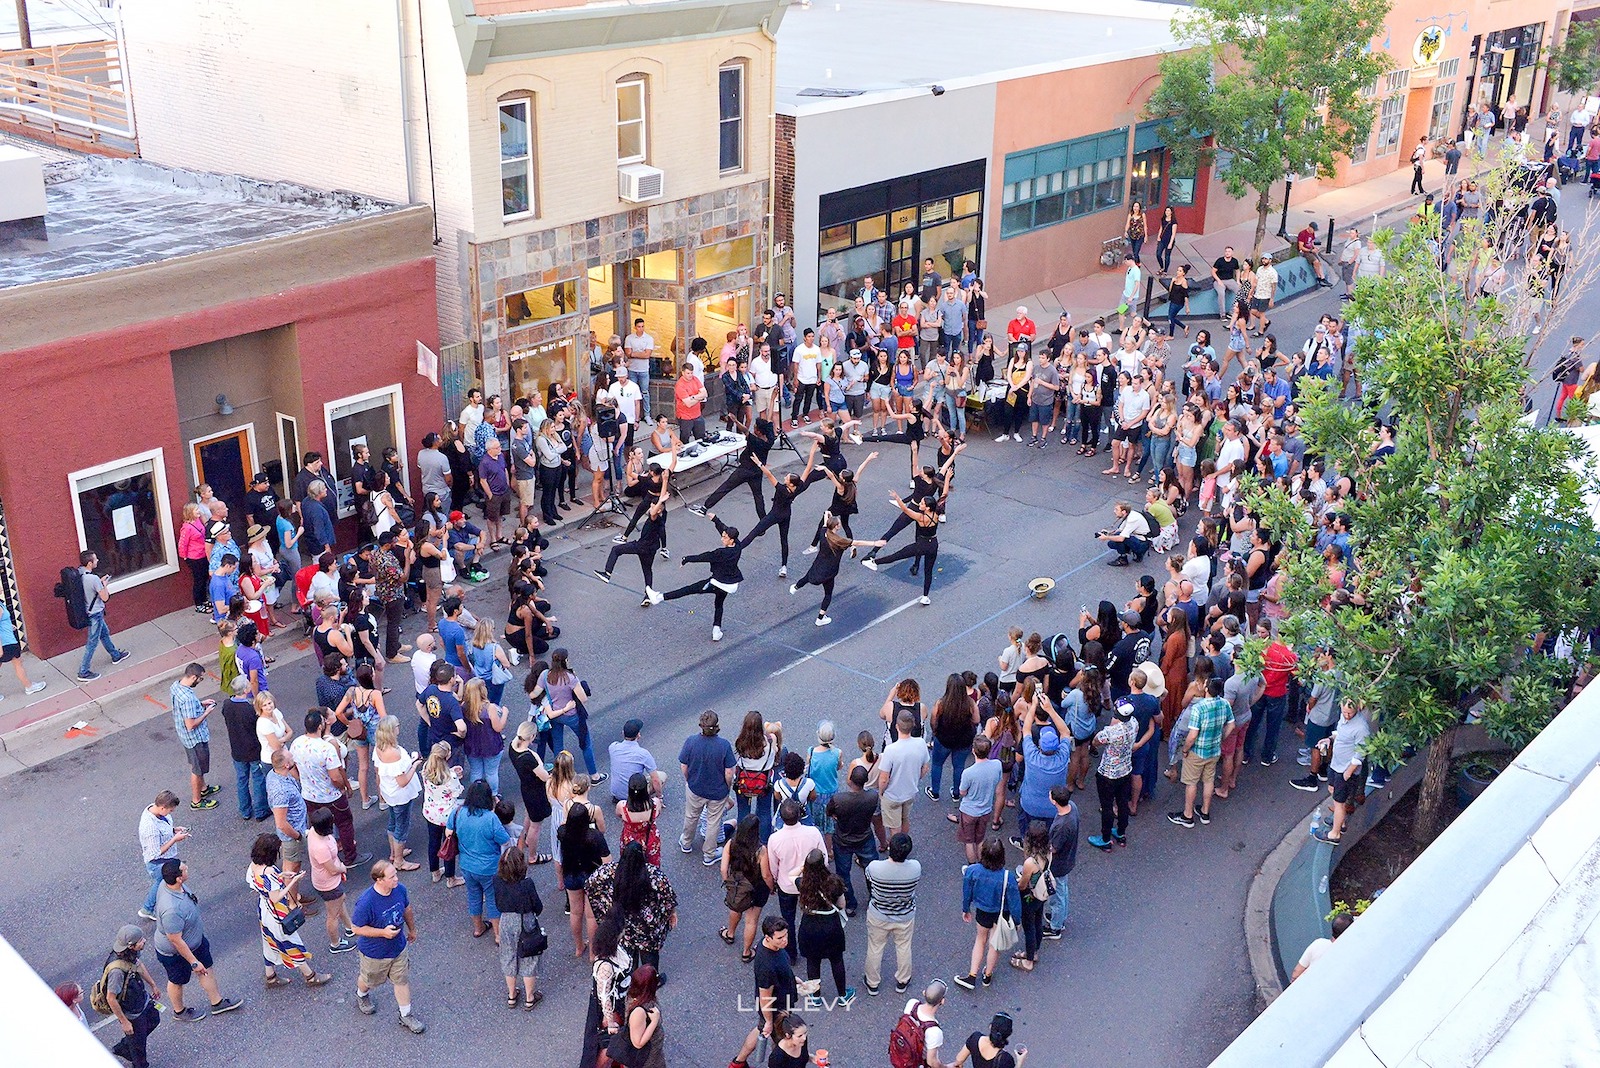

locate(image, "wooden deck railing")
[[0, 41, 136, 157]]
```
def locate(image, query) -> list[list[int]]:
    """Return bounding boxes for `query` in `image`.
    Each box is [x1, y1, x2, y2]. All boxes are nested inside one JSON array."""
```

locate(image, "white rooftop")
[[776, 0, 1184, 113]]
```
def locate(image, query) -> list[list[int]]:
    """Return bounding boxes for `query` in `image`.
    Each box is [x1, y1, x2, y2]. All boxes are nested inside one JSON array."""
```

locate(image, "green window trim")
[[1000, 128, 1129, 238]]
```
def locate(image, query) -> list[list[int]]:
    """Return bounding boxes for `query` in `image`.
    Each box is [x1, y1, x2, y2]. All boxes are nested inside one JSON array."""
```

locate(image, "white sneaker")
[[778, 566, 788, 578], [1012, 433, 1023, 442], [861, 558, 878, 571], [919, 596, 930, 605], [659, 548, 670, 559], [816, 615, 832, 626], [802, 545, 818, 555], [789, 583, 799, 595], [850, 434, 863, 445], [995, 433, 1008, 442], [711, 626, 723, 642], [23, 681, 45, 695], [612, 534, 626, 544], [646, 588, 663, 606]]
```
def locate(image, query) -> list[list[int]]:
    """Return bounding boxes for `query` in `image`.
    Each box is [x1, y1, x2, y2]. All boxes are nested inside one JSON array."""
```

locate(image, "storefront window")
[[854, 215, 887, 243], [510, 337, 576, 405], [505, 279, 578, 330], [68, 449, 176, 591], [919, 218, 979, 283], [694, 289, 753, 372], [694, 236, 755, 280], [326, 387, 405, 518], [634, 251, 679, 282], [818, 242, 886, 316]]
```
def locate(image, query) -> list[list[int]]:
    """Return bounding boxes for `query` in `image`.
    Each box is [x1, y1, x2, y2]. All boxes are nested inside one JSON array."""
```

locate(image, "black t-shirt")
[[753, 944, 798, 1013], [1127, 692, 1162, 743], [964, 1034, 1017, 1068], [769, 1042, 811, 1068], [1213, 256, 1240, 282], [1046, 328, 1073, 360], [827, 788, 880, 850], [1106, 630, 1152, 695], [244, 488, 279, 528], [740, 434, 774, 468]]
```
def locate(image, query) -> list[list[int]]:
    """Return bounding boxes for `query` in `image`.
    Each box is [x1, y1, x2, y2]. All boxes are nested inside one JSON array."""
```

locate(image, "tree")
[[1554, 21, 1600, 97], [1145, 0, 1393, 260], [1245, 162, 1600, 847]]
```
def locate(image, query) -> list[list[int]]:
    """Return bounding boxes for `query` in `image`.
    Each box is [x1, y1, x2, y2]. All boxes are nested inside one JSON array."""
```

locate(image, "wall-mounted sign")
[[1414, 25, 1445, 66]]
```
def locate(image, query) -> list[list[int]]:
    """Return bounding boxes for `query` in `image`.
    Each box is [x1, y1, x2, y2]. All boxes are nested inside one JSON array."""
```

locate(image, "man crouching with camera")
[[1096, 500, 1153, 567]]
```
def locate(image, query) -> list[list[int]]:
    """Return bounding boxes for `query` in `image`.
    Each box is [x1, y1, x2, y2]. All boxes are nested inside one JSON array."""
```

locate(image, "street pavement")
[[5, 197, 1600, 1068]]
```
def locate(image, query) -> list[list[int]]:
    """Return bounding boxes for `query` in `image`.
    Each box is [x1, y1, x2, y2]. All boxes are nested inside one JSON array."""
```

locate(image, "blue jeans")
[[143, 859, 166, 912], [386, 798, 413, 845], [1065, 400, 1080, 442], [942, 394, 967, 439], [736, 790, 774, 844], [1144, 432, 1172, 477], [550, 712, 597, 776], [79, 613, 123, 676], [466, 750, 504, 792], [486, 680, 506, 705], [941, 332, 963, 358], [832, 838, 880, 912], [966, 325, 986, 353], [1244, 694, 1288, 762], [929, 740, 969, 797], [1046, 872, 1069, 931], [629, 369, 651, 421], [233, 759, 270, 820], [464, 869, 499, 919]]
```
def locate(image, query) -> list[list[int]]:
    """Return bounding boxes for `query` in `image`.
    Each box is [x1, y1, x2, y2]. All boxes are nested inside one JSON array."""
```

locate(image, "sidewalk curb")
[[1245, 797, 1322, 1013]]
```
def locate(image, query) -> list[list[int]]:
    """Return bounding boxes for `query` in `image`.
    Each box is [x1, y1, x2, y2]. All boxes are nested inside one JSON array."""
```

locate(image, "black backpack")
[[54, 566, 89, 630]]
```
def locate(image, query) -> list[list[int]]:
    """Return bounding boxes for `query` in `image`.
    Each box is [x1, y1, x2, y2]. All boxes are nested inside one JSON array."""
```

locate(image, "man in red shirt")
[[1297, 221, 1333, 288], [1244, 618, 1300, 766], [674, 364, 707, 441], [891, 304, 918, 353], [1006, 305, 1037, 347]]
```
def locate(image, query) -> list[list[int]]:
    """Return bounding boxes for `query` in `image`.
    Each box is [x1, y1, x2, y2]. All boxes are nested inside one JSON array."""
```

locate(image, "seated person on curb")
[[446, 511, 490, 581], [1096, 501, 1153, 566]]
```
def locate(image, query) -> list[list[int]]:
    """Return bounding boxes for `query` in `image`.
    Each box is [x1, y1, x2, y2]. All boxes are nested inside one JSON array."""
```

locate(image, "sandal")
[[396, 861, 421, 871], [531, 853, 552, 865], [305, 972, 332, 987], [264, 974, 290, 988], [741, 950, 755, 963], [1129, 475, 1141, 484], [524, 990, 543, 1011], [719, 927, 737, 945], [507, 993, 519, 1009], [946, 813, 959, 824], [473, 925, 489, 938]]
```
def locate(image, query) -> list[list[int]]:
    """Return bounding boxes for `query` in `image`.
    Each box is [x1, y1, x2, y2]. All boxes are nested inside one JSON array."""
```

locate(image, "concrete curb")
[[1245, 796, 1322, 1012]]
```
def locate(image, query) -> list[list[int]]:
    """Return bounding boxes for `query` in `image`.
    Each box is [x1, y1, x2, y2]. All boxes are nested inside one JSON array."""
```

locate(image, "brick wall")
[[774, 112, 796, 297]]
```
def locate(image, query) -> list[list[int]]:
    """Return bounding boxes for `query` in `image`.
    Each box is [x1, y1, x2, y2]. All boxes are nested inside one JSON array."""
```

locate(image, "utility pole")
[[14, 0, 32, 50]]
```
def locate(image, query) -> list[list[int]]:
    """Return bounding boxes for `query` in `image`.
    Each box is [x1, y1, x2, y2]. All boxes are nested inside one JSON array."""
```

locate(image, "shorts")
[[1249, 296, 1270, 313], [358, 947, 410, 988], [184, 741, 211, 777], [846, 394, 868, 417], [423, 567, 442, 593], [0, 642, 18, 663], [869, 383, 892, 402], [1221, 724, 1246, 757], [1028, 403, 1053, 424], [279, 834, 306, 866], [562, 868, 591, 892], [1114, 426, 1144, 444], [516, 478, 537, 508], [880, 796, 912, 831], [1331, 769, 1364, 805], [317, 881, 345, 902], [483, 494, 510, 519], [155, 935, 213, 986], [973, 908, 1000, 929], [1339, 262, 1356, 284], [829, 400, 848, 413], [1176, 444, 1198, 467], [895, 383, 914, 398], [1181, 751, 1220, 786], [754, 386, 775, 413], [956, 810, 991, 845]]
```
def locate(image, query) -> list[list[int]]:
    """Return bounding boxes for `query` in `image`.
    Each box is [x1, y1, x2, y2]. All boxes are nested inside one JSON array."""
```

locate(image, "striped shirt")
[[864, 857, 921, 922]]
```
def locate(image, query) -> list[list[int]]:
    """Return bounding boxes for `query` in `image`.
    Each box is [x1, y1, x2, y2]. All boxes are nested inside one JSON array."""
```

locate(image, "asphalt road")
[[4, 195, 1598, 1068]]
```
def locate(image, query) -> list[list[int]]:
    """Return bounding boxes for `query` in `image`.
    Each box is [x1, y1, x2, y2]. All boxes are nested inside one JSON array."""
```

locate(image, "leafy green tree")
[[1555, 21, 1600, 96], [1145, 0, 1392, 260], [1245, 163, 1600, 846]]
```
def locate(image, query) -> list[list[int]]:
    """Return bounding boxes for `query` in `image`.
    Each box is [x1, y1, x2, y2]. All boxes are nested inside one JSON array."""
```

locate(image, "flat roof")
[[776, 0, 1183, 114], [0, 143, 403, 290]]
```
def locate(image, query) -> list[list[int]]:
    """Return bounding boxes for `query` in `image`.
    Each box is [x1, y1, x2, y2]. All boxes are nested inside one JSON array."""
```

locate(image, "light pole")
[[1276, 173, 1294, 237], [14, 0, 32, 50]]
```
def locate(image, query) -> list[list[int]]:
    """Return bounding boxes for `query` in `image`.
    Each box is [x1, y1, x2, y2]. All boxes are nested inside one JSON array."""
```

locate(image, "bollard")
[[1142, 273, 1156, 319], [1325, 218, 1335, 253]]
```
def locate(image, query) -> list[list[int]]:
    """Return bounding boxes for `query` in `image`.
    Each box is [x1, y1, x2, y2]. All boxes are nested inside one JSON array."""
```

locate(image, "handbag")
[[490, 656, 514, 687], [990, 872, 1019, 953], [280, 903, 308, 935], [975, 318, 988, 330], [724, 871, 756, 913], [516, 917, 549, 959], [440, 555, 457, 584], [606, 1012, 652, 1068], [437, 831, 459, 863]]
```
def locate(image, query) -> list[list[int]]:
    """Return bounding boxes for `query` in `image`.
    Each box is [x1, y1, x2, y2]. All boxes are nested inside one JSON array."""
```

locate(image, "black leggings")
[[811, 512, 854, 546], [793, 575, 836, 612], [538, 465, 562, 523], [874, 539, 937, 597], [624, 498, 666, 547], [1021, 896, 1046, 961], [1079, 406, 1102, 449], [1096, 771, 1132, 840], [739, 509, 793, 564], [561, 449, 579, 502], [869, 513, 915, 555], [186, 556, 209, 607], [791, 383, 820, 421], [662, 579, 730, 627], [426, 819, 457, 877], [704, 465, 767, 519], [604, 541, 657, 588], [805, 951, 848, 998]]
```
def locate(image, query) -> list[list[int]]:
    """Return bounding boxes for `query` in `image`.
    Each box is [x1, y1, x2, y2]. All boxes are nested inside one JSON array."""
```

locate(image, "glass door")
[[1129, 148, 1165, 211], [190, 425, 256, 541]]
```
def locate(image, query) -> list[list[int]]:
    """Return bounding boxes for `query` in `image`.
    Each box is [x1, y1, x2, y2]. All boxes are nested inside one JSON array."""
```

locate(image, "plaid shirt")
[[1186, 696, 1235, 760], [170, 682, 210, 748]]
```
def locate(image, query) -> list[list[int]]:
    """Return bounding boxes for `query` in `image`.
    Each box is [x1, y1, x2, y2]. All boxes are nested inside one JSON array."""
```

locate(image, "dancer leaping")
[[691, 418, 773, 520], [594, 443, 676, 604], [737, 442, 819, 578], [791, 512, 884, 626], [655, 513, 744, 641]]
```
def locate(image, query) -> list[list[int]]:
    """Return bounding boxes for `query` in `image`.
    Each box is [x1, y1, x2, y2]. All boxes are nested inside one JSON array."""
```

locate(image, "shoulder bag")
[[990, 871, 1019, 953]]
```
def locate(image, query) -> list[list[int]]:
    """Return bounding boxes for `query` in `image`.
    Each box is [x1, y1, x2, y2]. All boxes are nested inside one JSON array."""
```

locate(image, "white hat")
[[1136, 661, 1167, 698]]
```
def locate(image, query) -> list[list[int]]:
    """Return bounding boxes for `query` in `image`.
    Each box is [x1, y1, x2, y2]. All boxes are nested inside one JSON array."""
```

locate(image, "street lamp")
[[1276, 173, 1294, 237]]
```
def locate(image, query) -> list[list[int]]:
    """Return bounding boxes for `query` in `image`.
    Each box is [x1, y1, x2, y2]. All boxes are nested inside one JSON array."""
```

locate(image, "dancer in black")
[[791, 513, 884, 626], [860, 444, 961, 568], [807, 451, 878, 549], [655, 514, 743, 641], [693, 418, 774, 520], [864, 493, 941, 604], [737, 443, 819, 578], [873, 401, 938, 484], [616, 447, 670, 558], [594, 444, 676, 604], [796, 416, 859, 487]]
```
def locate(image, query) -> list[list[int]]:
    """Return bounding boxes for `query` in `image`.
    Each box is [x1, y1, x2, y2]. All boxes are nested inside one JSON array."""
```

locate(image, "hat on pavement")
[[1120, 609, 1142, 628], [246, 524, 268, 543], [448, 510, 465, 522], [1137, 661, 1167, 698], [1113, 700, 1135, 720], [113, 925, 144, 952], [1038, 726, 1062, 754], [250, 471, 269, 485]]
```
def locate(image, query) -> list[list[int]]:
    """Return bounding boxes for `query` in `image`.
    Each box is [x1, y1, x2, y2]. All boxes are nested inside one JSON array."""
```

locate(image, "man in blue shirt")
[[1260, 367, 1291, 419], [445, 512, 489, 581], [209, 554, 239, 621], [300, 481, 337, 558], [435, 598, 469, 671], [677, 710, 736, 864], [350, 860, 424, 1033], [420, 661, 466, 758], [607, 718, 663, 802], [1016, 722, 1070, 844], [170, 663, 218, 810]]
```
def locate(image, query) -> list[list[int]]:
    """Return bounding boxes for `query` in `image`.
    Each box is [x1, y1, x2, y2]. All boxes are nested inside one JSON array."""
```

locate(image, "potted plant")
[[1455, 753, 1508, 809]]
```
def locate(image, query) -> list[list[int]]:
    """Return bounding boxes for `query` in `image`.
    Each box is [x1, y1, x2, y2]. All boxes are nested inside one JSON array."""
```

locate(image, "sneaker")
[[659, 548, 670, 560], [398, 1013, 426, 1034], [1012, 433, 1023, 442], [201, 784, 220, 798], [860, 558, 878, 571], [1008, 835, 1024, 848], [1290, 775, 1321, 792], [679, 839, 694, 853], [1087, 835, 1113, 850], [778, 566, 788, 578], [190, 798, 217, 810], [864, 980, 881, 996], [995, 433, 1009, 443], [593, 570, 612, 583], [981, 973, 993, 988], [137, 908, 158, 922], [711, 626, 723, 642], [702, 853, 720, 866], [1259, 755, 1278, 767], [789, 583, 799, 596], [77, 671, 101, 682], [1041, 927, 1064, 941], [110, 651, 131, 665], [612, 534, 627, 544], [361, 797, 378, 810], [471, 569, 491, 582], [351, 852, 373, 867], [815, 615, 832, 627], [24, 681, 46, 695], [328, 939, 355, 953], [1111, 828, 1126, 845], [208, 996, 243, 1016], [1312, 827, 1341, 845], [1168, 811, 1196, 828], [590, 773, 608, 787], [918, 596, 930, 606], [952, 973, 977, 990], [172, 1007, 206, 1023], [646, 589, 663, 606], [895, 979, 910, 994], [851, 434, 863, 445], [688, 504, 708, 516], [802, 545, 818, 556], [841, 987, 857, 1005], [925, 786, 939, 802], [1197, 810, 1212, 826]]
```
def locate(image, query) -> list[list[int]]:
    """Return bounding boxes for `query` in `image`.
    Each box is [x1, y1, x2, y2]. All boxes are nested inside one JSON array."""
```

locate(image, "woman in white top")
[[996, 626, 1026, 690], [373, 715, 423, 872], [368, 470, 402, 539], [255, 691, 292, 764]]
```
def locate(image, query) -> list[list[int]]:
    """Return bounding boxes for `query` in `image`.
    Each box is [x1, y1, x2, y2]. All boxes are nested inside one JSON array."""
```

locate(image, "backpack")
[[889, 1003, 936, 1068], [89, 958, 136, 1017], [1137, 510, 1161, 538], [55, 566, 89, 630], [772, 776, 815, 829]]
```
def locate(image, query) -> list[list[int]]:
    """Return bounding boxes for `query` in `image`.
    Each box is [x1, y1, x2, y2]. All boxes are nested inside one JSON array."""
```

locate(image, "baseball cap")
[[1120, 609, 1141, 627], [1113, 700, 1135, 720], [848, 348, 862, 359], [1039, 726, 1061, 754], [114, 925, 145, 952], [448, 510, 465, 522], [250, 471, 269, 484], [623, 718, 644, 739]]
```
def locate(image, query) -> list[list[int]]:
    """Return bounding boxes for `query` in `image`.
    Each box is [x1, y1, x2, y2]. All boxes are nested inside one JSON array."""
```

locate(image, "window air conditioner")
[[618, 163, 665, 203]]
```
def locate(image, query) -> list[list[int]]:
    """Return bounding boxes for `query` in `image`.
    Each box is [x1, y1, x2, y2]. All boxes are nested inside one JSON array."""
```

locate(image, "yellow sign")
[[1413, 26, 1445, 66]]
